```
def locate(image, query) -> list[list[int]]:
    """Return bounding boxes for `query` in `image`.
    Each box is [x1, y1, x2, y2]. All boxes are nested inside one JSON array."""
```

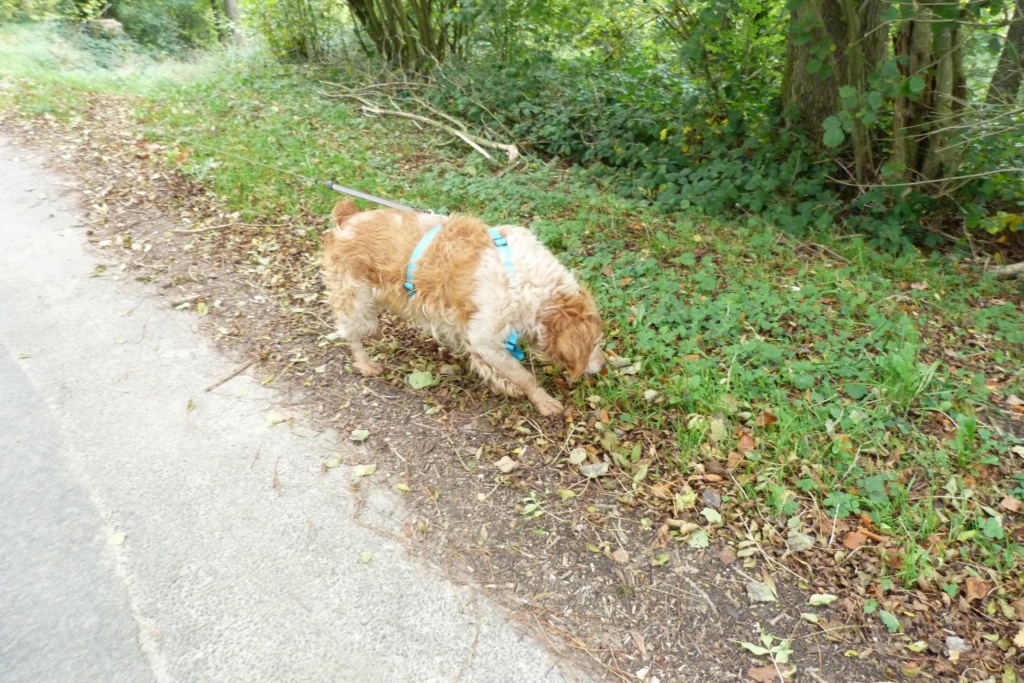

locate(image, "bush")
[[109, 0, 218, 53]]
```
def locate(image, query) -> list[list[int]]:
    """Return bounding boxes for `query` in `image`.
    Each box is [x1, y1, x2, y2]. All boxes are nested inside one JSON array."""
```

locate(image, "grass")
[[3, 21, 1023, 591]]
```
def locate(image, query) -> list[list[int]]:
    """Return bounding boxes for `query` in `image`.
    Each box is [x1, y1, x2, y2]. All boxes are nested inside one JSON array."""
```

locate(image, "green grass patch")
[[3, 23, 1023, 586]]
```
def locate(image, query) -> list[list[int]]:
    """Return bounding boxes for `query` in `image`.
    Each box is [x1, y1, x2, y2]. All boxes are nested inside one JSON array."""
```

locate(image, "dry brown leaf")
[[726, 450, 744, 469], [747, 664, 777, 683], [610, 548, 629, 564], [1000, 495, 1022, 513], [755, 410, 778, 428], [964, 576, 988, 602], [738, 431, 756, 452], [718, 546, 737, 565], [649, 482, 674, 499], [599, 409, 610, 424], [842, 530, 868, 550]]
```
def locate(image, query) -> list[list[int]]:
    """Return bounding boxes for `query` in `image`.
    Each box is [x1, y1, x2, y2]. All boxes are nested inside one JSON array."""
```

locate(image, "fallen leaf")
[[649, 481, 673, 498], [107, 531, 126, 546], [350, 429, 370, 442], [407, 370, 436, 389], [746, 580, 776, 603], [1013, 627, 1024, 648], [495, 455, 519, 473], [568, 447, 587, 465], [965, 576, 988, 602], [709, 418, 728, 443], [352, 464, 376, 477], [1000, 495, 1022, 513], [945, 636, 970, 652], [809, 593, 838, 606], [737, 431, 756, 452], [718, 547, 737, 564], [579, 462, 609, 478], [747, 665, 776, 683], [879, 610, 901, 633], [700, 507, 723, 525], [901, 663, 922, 678], [842, 530, 868, 550], [610, 548, 629, 564], [786, 530, 815, 552], [687, 529, 710, 548], [726, 450, 744, 468], [265, 411, 288, 426], [755, 410, 778, 428], [800, 612, 819, 624]]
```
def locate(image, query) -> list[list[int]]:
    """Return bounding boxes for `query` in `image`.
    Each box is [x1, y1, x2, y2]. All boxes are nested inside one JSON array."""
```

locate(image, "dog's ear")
[[332, 200, 359, 226], [542, 292, 602, 381]]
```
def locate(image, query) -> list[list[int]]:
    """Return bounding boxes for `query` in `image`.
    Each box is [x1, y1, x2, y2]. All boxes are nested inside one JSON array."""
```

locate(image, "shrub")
[[108, 0, 218, 53]]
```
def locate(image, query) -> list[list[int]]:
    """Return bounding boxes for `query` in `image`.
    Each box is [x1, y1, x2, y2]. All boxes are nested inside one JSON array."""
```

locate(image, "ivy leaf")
[[908, 74, 926, 94]]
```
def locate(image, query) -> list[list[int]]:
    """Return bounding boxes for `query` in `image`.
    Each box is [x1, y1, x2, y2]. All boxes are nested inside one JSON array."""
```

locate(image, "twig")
[[170, 222, 286, 234], [203, 358, 256, 392], [989, 261, 1024, 278]]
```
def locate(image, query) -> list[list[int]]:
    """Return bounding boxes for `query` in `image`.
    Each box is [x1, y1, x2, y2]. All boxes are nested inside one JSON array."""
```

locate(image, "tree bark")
[[223, 0, 242, 45], [891, 1, 966, 185], [986, 0, 1024, 106], [781, 0, 888, 140]]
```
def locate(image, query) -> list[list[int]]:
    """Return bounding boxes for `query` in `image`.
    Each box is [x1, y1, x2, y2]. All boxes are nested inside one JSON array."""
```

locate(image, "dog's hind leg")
[[325, 272, 383, 376]]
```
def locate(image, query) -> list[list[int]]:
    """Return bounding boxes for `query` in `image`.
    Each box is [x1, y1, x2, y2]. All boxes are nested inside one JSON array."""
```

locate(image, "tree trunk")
[[223, 0, 242, 44], [986, 0, 1024, 106], [781, 0, 888, 141], [890, 1, 966, 186]]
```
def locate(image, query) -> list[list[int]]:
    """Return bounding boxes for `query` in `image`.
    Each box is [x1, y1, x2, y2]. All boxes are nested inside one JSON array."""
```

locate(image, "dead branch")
[[321, 89, 519, 163], [989, 261, 1024, 278]]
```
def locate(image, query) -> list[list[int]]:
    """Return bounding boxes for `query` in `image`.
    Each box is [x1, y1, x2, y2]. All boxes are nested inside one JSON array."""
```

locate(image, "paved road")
[[0, 137, 581, 683]]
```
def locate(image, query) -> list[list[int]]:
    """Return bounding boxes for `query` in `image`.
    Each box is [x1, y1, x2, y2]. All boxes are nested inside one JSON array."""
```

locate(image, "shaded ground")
[[4, 95, 1019, 683]]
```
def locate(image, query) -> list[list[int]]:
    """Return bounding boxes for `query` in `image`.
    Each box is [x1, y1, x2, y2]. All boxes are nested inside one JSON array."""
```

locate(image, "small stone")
[[635, 667, 649, 680], [702, 489, 722, 509], [495, 456, 519, 473]]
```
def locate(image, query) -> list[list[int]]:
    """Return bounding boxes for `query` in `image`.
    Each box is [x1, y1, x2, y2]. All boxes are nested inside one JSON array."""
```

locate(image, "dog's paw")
[[532, 393, 564, 417], [354, 360, 383, 377]]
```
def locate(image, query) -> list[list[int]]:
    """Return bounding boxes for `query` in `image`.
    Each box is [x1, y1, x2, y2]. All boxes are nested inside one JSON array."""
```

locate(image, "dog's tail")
[[331, 199, 360, 227]]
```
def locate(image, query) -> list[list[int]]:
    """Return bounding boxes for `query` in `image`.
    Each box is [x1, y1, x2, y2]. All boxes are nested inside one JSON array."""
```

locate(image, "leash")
[[148, 133, 420, 212], [154, 133, 523, 360]]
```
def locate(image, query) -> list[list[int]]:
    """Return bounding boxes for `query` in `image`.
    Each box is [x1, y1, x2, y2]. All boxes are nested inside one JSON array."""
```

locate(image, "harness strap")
[[488, 228, 525, 361], [404, 224, 525, 362], [404, 224, 443, 296]]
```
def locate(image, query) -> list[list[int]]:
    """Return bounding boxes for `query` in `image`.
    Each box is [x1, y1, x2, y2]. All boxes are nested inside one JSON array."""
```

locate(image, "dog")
[[321, 200, 605, 416]]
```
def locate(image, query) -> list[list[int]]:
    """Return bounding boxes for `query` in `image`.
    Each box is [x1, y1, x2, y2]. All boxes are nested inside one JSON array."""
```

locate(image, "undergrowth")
[[2, 24, 1024, 588]]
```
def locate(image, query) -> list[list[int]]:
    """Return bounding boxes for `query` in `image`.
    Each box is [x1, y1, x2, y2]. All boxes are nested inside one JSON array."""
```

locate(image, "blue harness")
[[404, 225, 525, 361]]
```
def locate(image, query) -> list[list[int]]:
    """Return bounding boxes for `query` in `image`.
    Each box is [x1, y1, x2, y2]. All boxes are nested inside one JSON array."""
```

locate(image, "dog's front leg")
[[470, 347, 563, 416]]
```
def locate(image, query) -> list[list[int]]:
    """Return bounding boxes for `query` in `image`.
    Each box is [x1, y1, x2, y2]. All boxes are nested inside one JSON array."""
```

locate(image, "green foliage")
[[243, 0, 346, 61], [0, 0, 62, 21], [110, 0, 219, 53]]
